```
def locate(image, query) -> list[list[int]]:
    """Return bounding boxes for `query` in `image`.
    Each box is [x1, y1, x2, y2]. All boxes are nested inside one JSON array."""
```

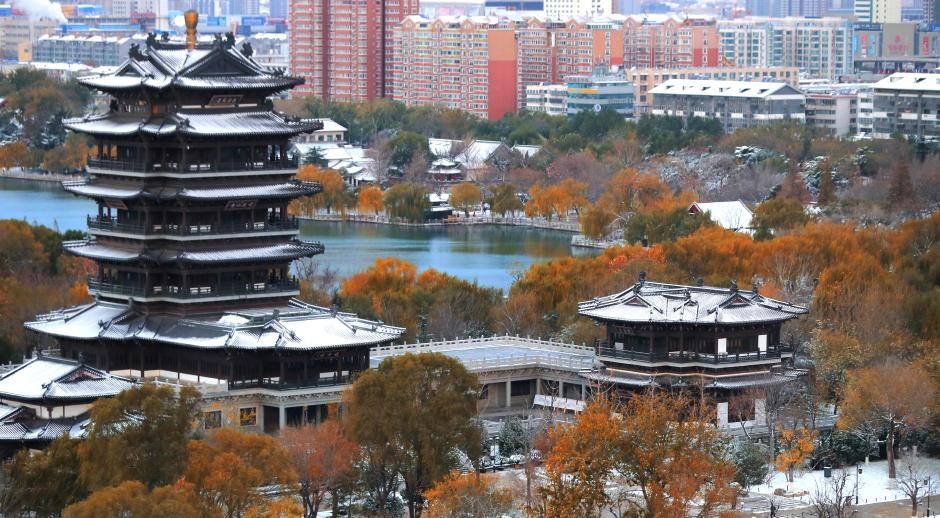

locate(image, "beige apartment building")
[[1, 17, 58, 59], [626, 66, 800, 114]]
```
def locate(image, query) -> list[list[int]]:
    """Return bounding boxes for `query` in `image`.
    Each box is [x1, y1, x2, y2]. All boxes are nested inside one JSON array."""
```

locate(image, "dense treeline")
[[0, 219, 91, 362], [0, 68, 95, 172]]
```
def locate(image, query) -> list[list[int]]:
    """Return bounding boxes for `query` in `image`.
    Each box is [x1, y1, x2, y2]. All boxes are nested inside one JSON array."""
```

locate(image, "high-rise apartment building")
[[855, 0, 901, 22], [391, 16, 517, 118], [718, 17, 853, 79], [290, 0, 418, 100], [622, 15, 718, 70], [391, 14, 625, 117], [514, 16, 623, 109]]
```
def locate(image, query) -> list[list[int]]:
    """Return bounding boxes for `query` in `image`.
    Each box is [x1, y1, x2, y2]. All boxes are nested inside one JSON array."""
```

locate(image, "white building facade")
[[525, 84, 568, 116]]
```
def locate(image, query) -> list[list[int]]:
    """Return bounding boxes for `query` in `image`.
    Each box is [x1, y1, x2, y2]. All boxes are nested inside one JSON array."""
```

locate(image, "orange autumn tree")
[[532, 392, 738, 518], [278, 408, 358, 518], [183, 428, 300, 518], [357, 184, 384, 215], [424, 471, 516, 518], [292, 166, 346, 216], [775, 428, 816, 482], [597, 168, 674, 224]]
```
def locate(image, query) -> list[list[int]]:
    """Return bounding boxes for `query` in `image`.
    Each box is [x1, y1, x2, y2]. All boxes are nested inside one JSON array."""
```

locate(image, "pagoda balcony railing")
[[87, 216, 301, 236], [86, 156, 299, 174], [596, 346, 789, 365], [228, 374, 354, 391], [88, 277, 301, 299]]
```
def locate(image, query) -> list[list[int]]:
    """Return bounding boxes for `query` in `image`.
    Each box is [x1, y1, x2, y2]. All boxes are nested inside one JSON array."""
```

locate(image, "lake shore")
[[299, 213, 581, 233], [0, 170, 77, 183]]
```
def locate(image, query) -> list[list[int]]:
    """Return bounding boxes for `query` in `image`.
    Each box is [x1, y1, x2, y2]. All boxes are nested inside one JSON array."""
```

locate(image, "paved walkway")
[[740, 493, 938, 518]]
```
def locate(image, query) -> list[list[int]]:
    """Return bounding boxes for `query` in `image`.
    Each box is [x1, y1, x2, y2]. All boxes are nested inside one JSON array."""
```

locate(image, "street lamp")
[[856, 464, 861, 505], [923, 475, 931, 517]]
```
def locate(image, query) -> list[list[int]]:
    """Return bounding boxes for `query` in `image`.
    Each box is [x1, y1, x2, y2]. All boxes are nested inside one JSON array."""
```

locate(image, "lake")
[[0, 177, 597, 290]]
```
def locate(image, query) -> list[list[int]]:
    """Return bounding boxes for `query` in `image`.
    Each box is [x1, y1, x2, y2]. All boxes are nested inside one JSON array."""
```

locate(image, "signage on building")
[[209, 95, 242, 106], [207, 16, 227, 26], [105, 199, 128, 210], [928, 24, 940, 33], [60, 5, 75, 16], [854, 22, 882, 31], [568, 88, 598, 94], [224, 200, 257, 210], [594, 104, 602, 114], [241, 16, 264, 26], [0, 5, 12, 16], [265, 16, 285, 24]]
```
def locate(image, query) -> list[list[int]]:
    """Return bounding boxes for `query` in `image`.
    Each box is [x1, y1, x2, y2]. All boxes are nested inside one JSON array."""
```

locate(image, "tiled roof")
[[0, 356, 137, 403], [27, 299, 405, 352], [0, 413, 92, 442], [64, 239, 325, 265], [579, 280, 808, 325], [65, 110, 321, 138], [78, 46, 303, 93], [64, 180, 321, 202]]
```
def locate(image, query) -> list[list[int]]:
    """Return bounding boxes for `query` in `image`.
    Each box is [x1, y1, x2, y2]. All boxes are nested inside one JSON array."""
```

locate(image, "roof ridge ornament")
[[730, 279, 738, 292], [241, 41, 254, 58], [129, 43, 144, 60]]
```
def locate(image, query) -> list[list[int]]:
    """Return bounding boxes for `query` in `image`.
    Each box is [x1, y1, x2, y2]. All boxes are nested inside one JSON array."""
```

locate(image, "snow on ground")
[[750, 458, 940, 506]]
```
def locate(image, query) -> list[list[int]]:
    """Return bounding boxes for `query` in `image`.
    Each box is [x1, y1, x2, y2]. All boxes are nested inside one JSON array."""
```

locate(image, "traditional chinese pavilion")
[[578, 273, 808, 423], [26, 14, 403, 432]]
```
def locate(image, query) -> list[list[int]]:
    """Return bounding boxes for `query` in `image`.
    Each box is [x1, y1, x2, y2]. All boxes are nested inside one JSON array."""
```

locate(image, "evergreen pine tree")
[[816, 159, 837, 207], [497, 415, 530, 458], [887, 155, 915, 207], [303, 147, 328, 167]]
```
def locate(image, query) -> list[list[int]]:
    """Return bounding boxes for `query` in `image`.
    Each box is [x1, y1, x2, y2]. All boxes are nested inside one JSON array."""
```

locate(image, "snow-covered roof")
[[0, 356, 137, 404], [64, 179, 322, 202], [27, 299, 405, 352], [429, 138, 461, 157], [65, 110, 322, 138], [315, 118, 347, 133], [511, 144, 543, 158], [688, 200, 753, 232], [579, 280, 808, 326], [0, 412, 93, 443], [77, 42, 303, 93], [650, 79, 804, 99], [64, 239, 324, 265], [454, 140, 509, 169], [872, 73, 940, 92]]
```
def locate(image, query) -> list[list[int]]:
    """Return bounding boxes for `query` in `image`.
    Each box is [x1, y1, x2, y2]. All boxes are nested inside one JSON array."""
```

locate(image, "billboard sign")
[[265, 16, 285, 24], [854, 22, 882, 31], [242, 16, 264, 26], [0, 5, 10, 16], [207, 16, 226, 25]]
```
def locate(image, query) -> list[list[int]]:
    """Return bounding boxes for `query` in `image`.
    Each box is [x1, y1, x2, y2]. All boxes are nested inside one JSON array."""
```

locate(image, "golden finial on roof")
[[184, 9, 198, 50]]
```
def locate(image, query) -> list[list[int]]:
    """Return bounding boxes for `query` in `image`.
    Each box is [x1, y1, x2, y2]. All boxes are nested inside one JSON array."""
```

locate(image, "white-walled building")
[[855, 0, 902, 23], [525, 84, 568, 116], [650, 79, 805, 134], [717, 17, 854, 79], [871, 73, 940, 140]]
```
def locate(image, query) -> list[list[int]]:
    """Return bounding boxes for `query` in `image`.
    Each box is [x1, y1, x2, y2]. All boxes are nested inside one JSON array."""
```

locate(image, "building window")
[[510, 380, 531, 397], [239, 407, 257, 426], [205, 410, 222, 429], [479, 385, 489, 399]]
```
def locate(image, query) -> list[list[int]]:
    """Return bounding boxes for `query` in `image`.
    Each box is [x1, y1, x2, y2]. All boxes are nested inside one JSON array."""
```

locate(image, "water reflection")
[[0, 178, 600, 289]]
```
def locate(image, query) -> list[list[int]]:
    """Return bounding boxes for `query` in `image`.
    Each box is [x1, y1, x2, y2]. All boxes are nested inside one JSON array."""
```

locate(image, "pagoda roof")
[[78, 43, 304, 94], [63, 179, 322, 201], [63, 239, 325, 265], [64, 109, 322, 138], [0, 413, 92, 442], [0, 356, 137, 404], [26, 299, 405, 352], [578, 279, 808, 326]]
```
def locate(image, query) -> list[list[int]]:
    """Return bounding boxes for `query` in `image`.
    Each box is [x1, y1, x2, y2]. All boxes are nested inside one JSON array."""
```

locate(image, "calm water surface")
[[0, 177, 598, 290]]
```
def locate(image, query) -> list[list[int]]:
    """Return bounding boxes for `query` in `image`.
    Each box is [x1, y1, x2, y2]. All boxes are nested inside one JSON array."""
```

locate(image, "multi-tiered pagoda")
[[579, 274, 808, 424], [26, 14, 403, 433]]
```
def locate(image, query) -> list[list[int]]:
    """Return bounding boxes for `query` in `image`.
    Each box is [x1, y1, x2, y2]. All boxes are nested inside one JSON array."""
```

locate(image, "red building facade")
[[290, 0, 418, 100], [622, 15, 718, 70]]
